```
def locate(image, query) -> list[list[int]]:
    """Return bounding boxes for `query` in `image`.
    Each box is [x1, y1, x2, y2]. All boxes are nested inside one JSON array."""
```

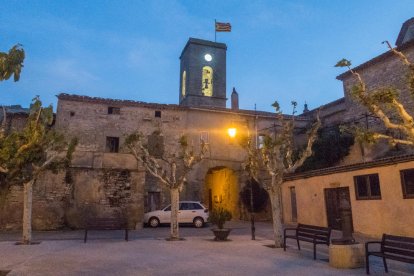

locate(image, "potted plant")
[[208, 207, 232, 241]]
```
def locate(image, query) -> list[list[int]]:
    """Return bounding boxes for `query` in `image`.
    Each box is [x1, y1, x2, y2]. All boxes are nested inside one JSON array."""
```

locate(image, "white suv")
[[144, 201, 209, 228]]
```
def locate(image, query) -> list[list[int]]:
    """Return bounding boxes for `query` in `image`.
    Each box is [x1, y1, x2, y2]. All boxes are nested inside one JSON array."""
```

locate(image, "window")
[[179, 203, 190, 210], [200, 131, 209, 144], [201, 66, 213, 96], [400, 169, 414, 199], [354, 174, 381, 200], [106, 136, 119, 153], [181, 71, 186, 96], [189, 202, 203, 210], [155, 110, 161, 118], [258, 134, 266, 149], [108, 106, 120, 115]]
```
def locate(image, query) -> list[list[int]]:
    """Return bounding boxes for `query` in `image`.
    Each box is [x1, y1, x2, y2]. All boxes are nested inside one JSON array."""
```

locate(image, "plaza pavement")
[[1, 221, 413, 275]]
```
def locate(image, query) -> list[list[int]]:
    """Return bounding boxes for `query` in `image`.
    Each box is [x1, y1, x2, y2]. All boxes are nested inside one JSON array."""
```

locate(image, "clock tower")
[[179, 38, 227, 108]]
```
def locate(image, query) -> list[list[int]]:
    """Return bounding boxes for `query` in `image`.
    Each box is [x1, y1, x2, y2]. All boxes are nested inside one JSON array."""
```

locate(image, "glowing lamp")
[[204, 54, 212, 61], [228, 128, 237, 138]]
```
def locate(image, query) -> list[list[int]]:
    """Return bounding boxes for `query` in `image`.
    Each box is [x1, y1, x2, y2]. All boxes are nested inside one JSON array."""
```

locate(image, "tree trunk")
[[22, 180, 34, 244], [169, 187, 180, 240], [268, 177, 283, 248]]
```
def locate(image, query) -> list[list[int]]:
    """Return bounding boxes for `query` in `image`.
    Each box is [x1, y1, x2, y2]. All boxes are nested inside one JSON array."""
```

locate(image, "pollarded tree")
[[241, 101, 320, 247], [0, 97, 77, 244], [335, 41, 414, 146], [125, 133, 206, 240], [0, 44, 25, 82]]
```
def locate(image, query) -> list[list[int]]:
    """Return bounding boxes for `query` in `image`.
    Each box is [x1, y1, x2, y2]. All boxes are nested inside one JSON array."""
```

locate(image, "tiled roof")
[[57, 93, 312, 121], [284, 154, 414, 181], [0, 105, 29, 120]]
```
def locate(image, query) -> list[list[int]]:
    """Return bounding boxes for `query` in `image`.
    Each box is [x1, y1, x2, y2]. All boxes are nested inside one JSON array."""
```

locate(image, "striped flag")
[[215, 22, 231, 32]]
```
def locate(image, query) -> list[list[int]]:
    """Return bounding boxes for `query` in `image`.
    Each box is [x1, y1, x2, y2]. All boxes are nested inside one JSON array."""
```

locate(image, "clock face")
[[204, 54, 212, 62]]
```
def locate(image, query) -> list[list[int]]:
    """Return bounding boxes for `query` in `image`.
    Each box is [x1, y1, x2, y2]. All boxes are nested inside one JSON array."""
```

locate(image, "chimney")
[[303, 102, 309, 113], [231, 87, 239, 110]]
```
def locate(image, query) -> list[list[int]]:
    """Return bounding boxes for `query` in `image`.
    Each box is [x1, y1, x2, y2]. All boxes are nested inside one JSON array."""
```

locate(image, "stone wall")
[[0, 168, 144, 231], [54, 95, 312, 220], [341, 46, 414, 122]]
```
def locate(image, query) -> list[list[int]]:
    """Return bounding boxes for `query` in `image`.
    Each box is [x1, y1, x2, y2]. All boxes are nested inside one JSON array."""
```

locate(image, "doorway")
[[204, 167, 239, 218], [324, 187, 353, 231]]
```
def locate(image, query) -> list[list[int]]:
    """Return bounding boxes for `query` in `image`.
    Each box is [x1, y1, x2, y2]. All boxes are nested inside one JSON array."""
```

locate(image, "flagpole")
[[214, 19, 216, 42]]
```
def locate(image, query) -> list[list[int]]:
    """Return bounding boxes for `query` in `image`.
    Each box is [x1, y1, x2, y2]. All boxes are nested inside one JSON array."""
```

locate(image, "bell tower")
[[179, 38, 227, 108]]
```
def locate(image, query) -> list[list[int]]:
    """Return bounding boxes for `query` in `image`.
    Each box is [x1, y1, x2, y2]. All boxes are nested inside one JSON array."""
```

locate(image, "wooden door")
[[324, 187, 353, 231]]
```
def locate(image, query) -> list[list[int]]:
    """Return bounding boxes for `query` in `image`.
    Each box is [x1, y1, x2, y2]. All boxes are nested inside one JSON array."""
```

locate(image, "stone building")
[[2, 19, 414, 237], [281, 17, 414, 238], [0, 38, 313, 230]]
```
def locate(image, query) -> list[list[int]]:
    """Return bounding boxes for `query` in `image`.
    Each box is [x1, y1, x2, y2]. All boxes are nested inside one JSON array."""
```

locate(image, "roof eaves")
[[336, 39, 414, 81]]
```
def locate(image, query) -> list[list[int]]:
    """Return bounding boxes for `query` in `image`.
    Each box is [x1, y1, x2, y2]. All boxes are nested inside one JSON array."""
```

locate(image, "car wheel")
[[193, 217, 204, 228], [149, 217, 160, 228]]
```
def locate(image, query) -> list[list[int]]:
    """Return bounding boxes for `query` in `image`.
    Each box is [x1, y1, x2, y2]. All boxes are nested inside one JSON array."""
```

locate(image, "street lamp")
[[227, 127, 237, 138]]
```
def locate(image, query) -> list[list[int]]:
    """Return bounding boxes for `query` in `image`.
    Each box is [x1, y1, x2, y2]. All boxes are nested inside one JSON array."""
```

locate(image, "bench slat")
[[383, 246, 414, 257], [297, 232, 329, 242], [297, 228, 330, 236], [384, 234, 414, 243], [298, 223, 330, 232], [384, 240, 414, 251]]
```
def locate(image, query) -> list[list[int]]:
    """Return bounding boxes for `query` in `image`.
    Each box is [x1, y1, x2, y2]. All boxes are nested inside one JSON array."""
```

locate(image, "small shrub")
[[208, 207, 232, 229]]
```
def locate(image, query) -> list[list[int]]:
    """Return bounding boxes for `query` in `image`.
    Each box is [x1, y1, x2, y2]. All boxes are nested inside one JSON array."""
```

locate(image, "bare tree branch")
[[286, 111, 321, 173]]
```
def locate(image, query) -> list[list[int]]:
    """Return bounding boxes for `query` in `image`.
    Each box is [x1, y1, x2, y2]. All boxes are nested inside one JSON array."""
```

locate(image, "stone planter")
[[211, 228, 231, 241], [329, 243, 365, 268]]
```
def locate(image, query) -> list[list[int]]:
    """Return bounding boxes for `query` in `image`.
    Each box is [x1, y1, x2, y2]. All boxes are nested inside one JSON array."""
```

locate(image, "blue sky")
[[1, 1, 414, 113]]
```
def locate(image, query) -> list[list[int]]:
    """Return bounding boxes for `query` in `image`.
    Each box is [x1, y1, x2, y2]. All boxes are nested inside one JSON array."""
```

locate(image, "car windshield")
[[163, 205, 171, 211]]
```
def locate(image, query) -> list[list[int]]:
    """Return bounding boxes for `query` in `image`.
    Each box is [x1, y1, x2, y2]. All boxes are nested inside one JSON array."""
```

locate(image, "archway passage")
[[204, 167, 239, 219]]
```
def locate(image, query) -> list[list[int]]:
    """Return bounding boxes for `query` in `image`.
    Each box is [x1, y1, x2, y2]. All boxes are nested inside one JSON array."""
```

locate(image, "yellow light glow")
[[228, 128, 237, 138]]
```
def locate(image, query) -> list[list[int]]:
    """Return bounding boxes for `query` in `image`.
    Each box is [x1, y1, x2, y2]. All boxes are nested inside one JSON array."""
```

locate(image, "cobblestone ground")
[[0, 221, 413, 275]]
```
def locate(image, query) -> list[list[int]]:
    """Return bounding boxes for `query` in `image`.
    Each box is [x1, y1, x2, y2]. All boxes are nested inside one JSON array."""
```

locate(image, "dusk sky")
[[2, 1, 414, 113]]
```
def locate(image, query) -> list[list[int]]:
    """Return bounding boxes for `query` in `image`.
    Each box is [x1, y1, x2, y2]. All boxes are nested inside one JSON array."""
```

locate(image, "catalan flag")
[[215, 22, 231, 32]]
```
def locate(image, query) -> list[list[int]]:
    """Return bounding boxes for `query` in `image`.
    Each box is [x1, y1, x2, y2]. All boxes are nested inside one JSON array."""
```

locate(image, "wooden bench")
[[84, 217, 129, 243], [283, 223, 332, 260], [365, 234, 414, 274]]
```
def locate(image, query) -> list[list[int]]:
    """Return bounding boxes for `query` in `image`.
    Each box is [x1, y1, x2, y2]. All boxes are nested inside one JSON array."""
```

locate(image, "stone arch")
[[204, 166, 240, 219]]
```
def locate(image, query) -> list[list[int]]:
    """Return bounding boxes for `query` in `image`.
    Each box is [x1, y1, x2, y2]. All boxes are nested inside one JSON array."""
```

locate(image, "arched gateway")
[[204, 166, 240, 219]]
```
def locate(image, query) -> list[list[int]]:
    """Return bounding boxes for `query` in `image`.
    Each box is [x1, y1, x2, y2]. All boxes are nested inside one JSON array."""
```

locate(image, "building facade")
[[2, 20, 414, 237]]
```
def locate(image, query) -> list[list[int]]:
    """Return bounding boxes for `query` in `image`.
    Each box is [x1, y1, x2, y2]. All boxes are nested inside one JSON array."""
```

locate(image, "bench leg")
[[313, 243, 316, 260], [84, 230, 88, 243], [366, 254, 370, 274], [283, 236, 286, 251], [125, 229, 129, 241], [382, 257, 388, 273], [297, 238, 300, 250]]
